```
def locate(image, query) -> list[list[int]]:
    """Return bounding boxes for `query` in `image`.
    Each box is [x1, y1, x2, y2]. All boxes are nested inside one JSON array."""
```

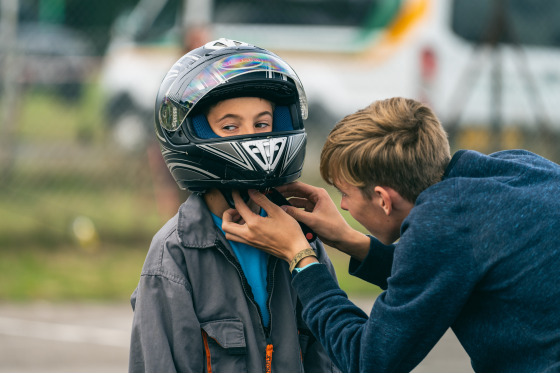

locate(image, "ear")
[[373, 186, 392, 216]]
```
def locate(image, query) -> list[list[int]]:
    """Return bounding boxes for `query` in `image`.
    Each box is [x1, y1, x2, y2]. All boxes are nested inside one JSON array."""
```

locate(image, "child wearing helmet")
[[128, 39, 339, 373]]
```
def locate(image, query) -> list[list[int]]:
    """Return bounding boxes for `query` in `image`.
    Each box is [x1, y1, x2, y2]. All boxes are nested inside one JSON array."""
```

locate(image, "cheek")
[[353, 206, 380, 233], [349, 205, 368, 224]]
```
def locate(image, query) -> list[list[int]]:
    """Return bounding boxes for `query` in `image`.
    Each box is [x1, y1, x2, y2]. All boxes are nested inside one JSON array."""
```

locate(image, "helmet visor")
[[164, 52, 307, 131]]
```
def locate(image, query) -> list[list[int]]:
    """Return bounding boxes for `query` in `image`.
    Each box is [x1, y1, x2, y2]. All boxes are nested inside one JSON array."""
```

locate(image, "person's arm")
[[348, 235, 395, 290], [299, 239, 341, 373], [290, 204, 477, 372], [129, 273, 203, 372]]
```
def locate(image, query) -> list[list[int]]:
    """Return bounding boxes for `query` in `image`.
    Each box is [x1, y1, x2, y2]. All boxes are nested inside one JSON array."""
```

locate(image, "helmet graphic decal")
[[242, 138, 287, 172], [198, 142, 256, 171], [282, 133, 306, 173], [162, 148, 220, 179], [166, 162, 219, 179]]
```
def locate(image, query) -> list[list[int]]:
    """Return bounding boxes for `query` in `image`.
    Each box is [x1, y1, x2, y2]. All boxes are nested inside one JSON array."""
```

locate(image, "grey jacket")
[[129, 194, 339, 373]]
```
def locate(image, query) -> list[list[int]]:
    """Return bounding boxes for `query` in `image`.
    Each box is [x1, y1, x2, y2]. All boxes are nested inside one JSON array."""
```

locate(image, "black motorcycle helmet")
[[154, 38, 309, 194]]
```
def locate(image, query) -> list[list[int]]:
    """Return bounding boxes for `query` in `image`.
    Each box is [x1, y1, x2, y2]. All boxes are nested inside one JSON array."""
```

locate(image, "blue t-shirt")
[[211, 213, 270, 328]]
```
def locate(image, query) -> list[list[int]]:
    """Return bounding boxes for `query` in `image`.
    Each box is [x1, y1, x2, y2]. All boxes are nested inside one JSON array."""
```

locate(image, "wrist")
[[333, 229, 370, 261], [289, 247, 318, 273], [286, 236, 312, 262], [295, 255, 318, 269]]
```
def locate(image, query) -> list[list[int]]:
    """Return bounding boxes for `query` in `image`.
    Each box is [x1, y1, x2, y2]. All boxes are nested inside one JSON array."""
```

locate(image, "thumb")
[[248, 189, 281, 214]]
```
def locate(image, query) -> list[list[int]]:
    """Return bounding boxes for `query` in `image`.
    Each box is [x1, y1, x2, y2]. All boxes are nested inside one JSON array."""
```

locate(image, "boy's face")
[[206, 97, 274, 137], [335, 179, 402, 245]]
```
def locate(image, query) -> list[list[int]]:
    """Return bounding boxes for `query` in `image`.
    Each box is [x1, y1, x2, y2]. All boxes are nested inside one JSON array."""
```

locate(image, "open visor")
[[160, 52, 308, 131]]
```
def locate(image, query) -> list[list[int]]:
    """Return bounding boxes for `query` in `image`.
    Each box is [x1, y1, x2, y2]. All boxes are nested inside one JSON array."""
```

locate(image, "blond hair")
[[320, 97, 450, 203]]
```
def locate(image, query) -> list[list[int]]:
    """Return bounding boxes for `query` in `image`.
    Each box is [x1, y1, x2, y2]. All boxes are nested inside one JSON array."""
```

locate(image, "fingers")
[[222, 208, 245, 238], [224, 231, 251, 246], [277, 182, 327, 208], [223, 208, 242, 224], [283, 205, 311, 226], [286, 197, 315, 212], [231, 190, 255, 218], [276, 181, 316, 198], [246, 189, 283, 216]]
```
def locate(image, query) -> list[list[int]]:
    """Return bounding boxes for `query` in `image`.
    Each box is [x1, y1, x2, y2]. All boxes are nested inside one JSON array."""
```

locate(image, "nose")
[[340, 198, 348, 211]]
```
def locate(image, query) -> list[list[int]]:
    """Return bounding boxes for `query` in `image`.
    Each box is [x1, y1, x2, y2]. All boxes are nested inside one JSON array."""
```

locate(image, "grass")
[[0, 245, 147, 301]]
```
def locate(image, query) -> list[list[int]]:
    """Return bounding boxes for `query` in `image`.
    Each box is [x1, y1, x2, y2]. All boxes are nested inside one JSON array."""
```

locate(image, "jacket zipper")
[[215, 241, 277, 372], [265, 257, 277, 373]]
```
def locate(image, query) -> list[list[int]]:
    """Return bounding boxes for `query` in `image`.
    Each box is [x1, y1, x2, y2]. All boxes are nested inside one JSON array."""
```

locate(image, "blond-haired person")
[[222, 97, 560, 372]]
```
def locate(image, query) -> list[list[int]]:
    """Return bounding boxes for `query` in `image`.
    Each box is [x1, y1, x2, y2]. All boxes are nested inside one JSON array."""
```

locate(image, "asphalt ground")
[[0, 298, 473, 373]]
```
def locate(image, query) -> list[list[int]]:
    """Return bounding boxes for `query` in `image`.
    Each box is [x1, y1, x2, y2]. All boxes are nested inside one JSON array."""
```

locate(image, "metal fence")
[[2, 0, 560, 251]]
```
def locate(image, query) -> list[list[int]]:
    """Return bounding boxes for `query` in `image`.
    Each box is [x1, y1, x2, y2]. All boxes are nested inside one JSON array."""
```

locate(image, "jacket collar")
[[177, 193, 223, 249]]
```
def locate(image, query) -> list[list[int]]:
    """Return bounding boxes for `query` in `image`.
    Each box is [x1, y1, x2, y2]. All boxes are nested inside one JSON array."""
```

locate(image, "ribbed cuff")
[[292, 263, 341, 304]]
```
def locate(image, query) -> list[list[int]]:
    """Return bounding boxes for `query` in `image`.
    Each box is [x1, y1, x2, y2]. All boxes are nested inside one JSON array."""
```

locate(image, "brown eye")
[[222, 124, 238, 132], [255, 122, 270, 129]]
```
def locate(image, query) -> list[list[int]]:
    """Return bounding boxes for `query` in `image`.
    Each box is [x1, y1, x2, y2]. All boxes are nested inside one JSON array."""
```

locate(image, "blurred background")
[[1, 0, 559, 371]]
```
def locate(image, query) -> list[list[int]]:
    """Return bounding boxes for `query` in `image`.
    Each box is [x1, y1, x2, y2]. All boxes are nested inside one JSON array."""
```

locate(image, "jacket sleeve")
[[129, 271, 203, 373]]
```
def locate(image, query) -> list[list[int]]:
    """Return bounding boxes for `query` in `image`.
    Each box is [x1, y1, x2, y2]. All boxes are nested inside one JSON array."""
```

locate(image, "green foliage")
[[17, 84, 106, 142]]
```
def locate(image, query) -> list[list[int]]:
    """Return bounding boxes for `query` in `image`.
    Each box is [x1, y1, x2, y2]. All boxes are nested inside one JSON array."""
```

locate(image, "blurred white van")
[[101, 0, 560, 151]]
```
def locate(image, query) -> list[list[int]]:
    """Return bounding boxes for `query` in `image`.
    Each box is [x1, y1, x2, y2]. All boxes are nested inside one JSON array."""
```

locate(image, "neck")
[[203, 189, 231, 217]]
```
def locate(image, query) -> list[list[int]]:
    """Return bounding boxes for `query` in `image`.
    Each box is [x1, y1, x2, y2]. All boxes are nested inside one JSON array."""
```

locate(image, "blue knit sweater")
[[293, 150, 560, 372]]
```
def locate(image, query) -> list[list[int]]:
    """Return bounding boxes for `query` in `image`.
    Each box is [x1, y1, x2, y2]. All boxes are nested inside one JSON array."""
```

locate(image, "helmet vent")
[[242, 138, 287, 172], [206, 38, 249, 50]]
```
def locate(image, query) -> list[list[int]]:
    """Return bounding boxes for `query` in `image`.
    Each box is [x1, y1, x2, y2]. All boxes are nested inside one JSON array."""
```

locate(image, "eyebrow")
[[333, 181, 347, 195], [215, 111, 273, 123]]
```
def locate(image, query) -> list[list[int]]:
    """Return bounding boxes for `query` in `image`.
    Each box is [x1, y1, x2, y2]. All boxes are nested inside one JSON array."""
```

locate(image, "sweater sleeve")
[[349, 236, 395, 290], [129, 271, 203, 372], [292, 197, 477, 372], [296, 239, 342, 372]]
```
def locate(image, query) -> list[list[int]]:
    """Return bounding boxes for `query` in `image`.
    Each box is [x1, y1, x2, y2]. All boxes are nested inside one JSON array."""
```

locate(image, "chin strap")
[[219, 187, 317, 243], [219, 189, 250, 209]]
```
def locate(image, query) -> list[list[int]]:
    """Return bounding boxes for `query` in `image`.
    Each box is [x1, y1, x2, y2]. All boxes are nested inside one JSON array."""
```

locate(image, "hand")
[[275, 182, 352, 248], [222, 190, 310, 263], [276, 182, 370, 261]]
